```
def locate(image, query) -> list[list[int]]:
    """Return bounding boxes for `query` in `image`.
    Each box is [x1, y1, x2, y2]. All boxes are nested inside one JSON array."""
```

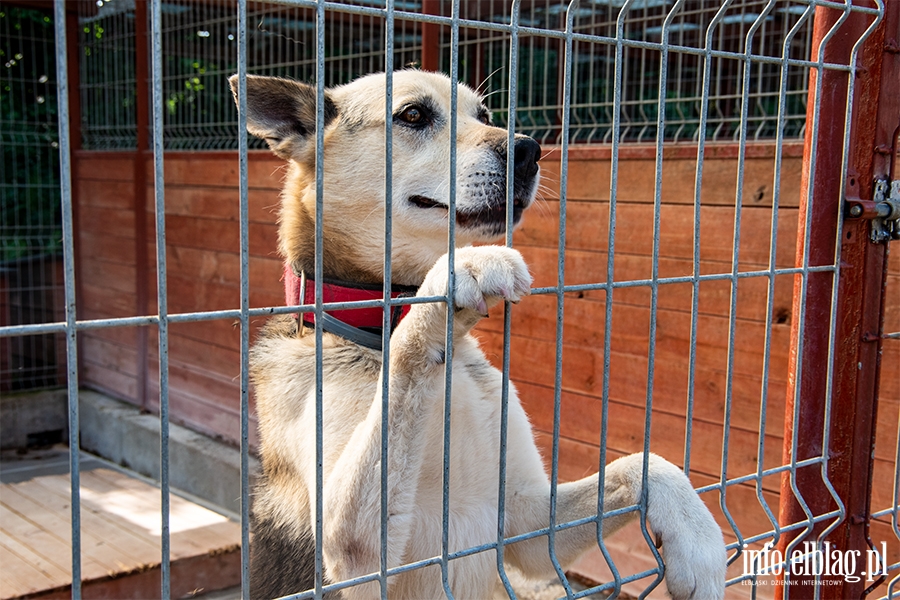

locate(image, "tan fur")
[[232, 70, 727, 599]]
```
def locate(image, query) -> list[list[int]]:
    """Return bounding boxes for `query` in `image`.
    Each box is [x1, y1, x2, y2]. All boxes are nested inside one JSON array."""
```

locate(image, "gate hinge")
[[845, 179, 900, 243]]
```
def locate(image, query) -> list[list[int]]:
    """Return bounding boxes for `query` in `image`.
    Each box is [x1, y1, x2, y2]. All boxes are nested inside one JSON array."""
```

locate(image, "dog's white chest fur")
[[255, 328, 541, 597]]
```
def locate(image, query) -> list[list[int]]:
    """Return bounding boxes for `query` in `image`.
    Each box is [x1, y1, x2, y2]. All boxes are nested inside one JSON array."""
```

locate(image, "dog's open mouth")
[[409, 194, 527, 230]]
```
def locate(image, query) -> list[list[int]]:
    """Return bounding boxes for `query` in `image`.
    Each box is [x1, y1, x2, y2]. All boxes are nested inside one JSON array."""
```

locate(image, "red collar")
[[283, 265, 415, 346]]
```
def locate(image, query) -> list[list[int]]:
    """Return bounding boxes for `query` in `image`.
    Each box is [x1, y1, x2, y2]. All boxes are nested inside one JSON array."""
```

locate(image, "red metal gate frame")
[[778, 1, 899, 598]]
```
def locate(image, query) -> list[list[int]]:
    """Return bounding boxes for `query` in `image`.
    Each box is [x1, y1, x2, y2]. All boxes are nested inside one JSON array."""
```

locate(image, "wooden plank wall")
[[74, 150, 285, 447], [75, 152, 141, 403], [464, 145, 800, 565], [471, 144, 899, 579], [73, 146, 899, 585]]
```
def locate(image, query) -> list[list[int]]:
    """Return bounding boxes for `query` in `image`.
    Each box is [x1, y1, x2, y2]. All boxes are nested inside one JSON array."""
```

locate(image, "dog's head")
[[231, 70, 540, 286]]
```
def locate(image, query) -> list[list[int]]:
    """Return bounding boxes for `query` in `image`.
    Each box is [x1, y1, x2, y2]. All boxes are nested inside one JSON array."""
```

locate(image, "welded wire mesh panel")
[[75, 0, 815, 150], [3, 1, 893, 599], [78, 0, 138, 149], [448, 0, 814, 145], [0, 3, 65, 392], [156, 0, 422, 148], [78, 0, 424, 149]]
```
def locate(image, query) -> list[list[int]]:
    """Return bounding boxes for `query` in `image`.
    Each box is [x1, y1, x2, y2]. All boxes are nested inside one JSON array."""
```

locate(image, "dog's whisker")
[[535, 185, 559, 198], [539, 146, 561, 161], [536, 183, 558, 197], [475, 65, 506, 95], [531, 196, 552, 218], [480, 88, 508, 101], [432, 179, 450, 204], [538, 171, 560, 184], [537, 172, 559, 183]]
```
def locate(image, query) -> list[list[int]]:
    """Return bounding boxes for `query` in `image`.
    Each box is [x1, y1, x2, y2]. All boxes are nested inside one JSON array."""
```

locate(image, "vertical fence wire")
[[53, 2, 81, 597], [720, 0, 750, 557], [685, 0, 745, 486], [754, 3, 819, 579], [379, 2, 395, 597], [594, 3, 634, 595], [149, 0, 172, 595], [639, 2, 687, 595], [440, 2, 460, 595], [235, 0, 251, 597], [496, 0, 521, 595], [313, 0, 326, 595], [547, 1, 576, 597], [781, 3, 833, 575], [746, 0, 783, 575]]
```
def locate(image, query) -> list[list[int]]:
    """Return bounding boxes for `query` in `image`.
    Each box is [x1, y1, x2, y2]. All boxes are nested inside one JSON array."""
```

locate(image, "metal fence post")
[[825, 1, 898, 597], [777, 1, 894, 598]]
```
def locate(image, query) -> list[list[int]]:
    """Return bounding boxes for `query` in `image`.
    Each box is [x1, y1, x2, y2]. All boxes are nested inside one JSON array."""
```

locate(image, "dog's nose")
[[497, 136, 541, 181], [513, 137, 541, 180]]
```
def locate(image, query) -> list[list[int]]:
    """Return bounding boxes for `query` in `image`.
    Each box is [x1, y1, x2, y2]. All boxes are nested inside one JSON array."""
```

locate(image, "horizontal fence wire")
[[1, 0, 897, 599], [0, 264, 843, 339]]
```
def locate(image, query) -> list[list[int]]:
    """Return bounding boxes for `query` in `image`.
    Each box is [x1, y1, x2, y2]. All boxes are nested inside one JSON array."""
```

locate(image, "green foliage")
[[0, 5, 62, 264], [165, 58, 212, 116]]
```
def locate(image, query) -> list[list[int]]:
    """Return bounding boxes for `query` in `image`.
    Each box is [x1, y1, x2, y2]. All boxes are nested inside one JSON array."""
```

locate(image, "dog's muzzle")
[[409, 136, 541, 235]]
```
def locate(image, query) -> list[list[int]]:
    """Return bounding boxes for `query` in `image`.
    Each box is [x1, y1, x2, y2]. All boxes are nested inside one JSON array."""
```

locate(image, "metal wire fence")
[[0, 0, 897, 599], [75, 0, 814, 150], [78, 0, 425, 149], [0, 4, 65, 392], [445, 0, 815, 144]]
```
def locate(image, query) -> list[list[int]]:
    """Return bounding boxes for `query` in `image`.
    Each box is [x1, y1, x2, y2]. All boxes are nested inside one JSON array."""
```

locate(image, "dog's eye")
[[477, 109, 491, 125], [398, 106, 424, 124]]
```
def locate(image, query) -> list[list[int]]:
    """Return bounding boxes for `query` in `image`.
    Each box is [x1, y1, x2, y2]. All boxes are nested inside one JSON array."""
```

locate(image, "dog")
[[231, 70, 727, 599]]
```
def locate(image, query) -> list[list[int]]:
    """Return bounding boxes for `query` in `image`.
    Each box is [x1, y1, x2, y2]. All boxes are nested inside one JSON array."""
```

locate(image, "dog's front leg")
[[506, 453, 726, 600], [321, 246, 532, 588]]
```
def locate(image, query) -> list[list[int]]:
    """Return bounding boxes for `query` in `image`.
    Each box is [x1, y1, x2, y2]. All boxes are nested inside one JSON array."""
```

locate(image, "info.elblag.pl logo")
[[742, 541, 889, 584]]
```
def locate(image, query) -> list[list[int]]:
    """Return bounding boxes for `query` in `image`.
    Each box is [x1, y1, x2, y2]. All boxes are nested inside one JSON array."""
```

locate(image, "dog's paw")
[[639, 455, 727, 600], [453, 246, 532, 314], [661, 533, 727, 600], [420, 246, 532, 316]]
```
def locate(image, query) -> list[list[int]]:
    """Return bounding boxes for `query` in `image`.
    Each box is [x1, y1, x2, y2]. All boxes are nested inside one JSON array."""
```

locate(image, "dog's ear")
[[229, 74, 337, 160]]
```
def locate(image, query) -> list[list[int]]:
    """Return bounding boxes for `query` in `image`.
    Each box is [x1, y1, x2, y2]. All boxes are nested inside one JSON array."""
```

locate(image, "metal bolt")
[[849, 204, 863, 217]]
